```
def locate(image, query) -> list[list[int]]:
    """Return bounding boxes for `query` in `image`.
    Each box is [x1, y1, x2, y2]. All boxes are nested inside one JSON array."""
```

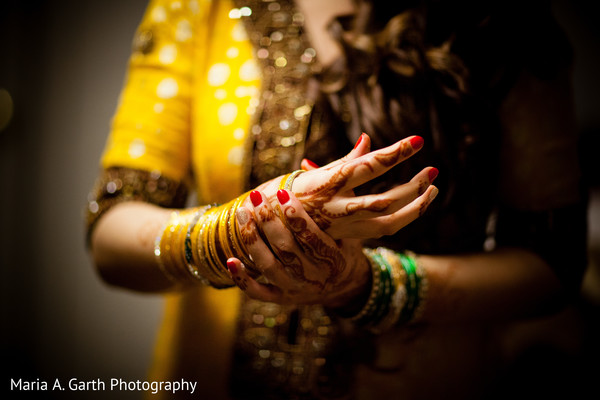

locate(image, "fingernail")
[[353, 133, 364, 149], [250, 190, 262, 207], [304, 158, 319, 169], [277, 189, 290, 204], [227, 259, 238, 274], [236, 207, 250, 225], [428, 167, 439, 183], [429, 187, 439, 202], [409, 136, 424, 150]]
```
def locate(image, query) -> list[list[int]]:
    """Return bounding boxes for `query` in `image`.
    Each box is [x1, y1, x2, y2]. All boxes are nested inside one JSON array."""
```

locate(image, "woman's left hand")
[[227, 189, 370, 307]]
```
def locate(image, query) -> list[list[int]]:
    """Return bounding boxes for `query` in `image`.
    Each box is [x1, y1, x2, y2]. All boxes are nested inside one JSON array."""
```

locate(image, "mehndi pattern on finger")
[[283, 205, 347, 288]]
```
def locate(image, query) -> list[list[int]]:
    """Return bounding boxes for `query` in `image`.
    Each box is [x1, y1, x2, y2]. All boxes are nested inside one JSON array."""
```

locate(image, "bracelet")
[[156, 209, 201, 286], [344, 247, 428, 333], [404, 251, 428, 323], [397, 253, 420, 325], [369, 248, 407, 333], [279, 169, 305, 191], [184, 206, 211, 285], [276, 169, 305, 228], [228, 192, 256, 273], [349, 248, 383, 325]]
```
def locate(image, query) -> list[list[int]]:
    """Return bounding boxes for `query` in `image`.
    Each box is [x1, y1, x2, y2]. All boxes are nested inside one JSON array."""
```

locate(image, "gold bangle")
[[228, 193, 255, 269], [205, 206, 234, 287], [203, 207, 225, 284], [171, 215, 190, 280], [218, 200, 236, 261], [276, 169, 304, 228], [158, 211, 193, 284], [160, 212, 182, 281], [185, 207, 210, 285], [278, 169, 305, 191], [196, 209, 223, 286]]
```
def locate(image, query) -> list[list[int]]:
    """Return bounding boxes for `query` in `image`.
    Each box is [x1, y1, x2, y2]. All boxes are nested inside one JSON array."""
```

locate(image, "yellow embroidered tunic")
[[100, 0, 262, 397]]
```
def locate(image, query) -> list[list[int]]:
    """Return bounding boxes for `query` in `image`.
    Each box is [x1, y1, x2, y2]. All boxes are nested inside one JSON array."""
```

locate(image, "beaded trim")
[[85, 167, 189, 244]]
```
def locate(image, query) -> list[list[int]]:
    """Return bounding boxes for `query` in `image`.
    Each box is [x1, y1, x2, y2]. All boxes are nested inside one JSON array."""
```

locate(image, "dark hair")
[[306, 0, 571, 204]]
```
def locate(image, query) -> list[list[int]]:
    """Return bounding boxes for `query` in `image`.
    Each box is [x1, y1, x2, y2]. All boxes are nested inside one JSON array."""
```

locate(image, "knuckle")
[[274, 238, 294, 253]]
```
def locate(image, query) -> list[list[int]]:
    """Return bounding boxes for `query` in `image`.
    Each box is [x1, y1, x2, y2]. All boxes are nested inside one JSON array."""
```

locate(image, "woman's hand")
[[293, 133, 438, 239], [249, 133, 439, 240], [228, 189, 370, 308]]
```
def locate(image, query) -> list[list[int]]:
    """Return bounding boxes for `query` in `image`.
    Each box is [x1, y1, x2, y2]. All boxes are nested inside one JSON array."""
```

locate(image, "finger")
[[330, 166, 439, 220], [332, 135, 424, 192], [277, 190, 348, 283], [226, 258, 284, 302], [236, 203, 290, 281], [301, 158, 319, 171], [251, 190, 328, 287], [276, 189, 338, 248], [363, 185, 439, 238]]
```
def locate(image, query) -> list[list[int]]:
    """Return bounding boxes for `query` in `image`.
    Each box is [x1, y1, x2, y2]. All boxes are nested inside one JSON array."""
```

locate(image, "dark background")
[[1, 1, 599, 399]]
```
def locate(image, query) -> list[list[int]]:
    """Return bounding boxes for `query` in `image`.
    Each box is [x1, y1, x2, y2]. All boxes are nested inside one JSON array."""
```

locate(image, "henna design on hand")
[[295, 167, 354, 230], [374, 141, 413, 167], [274, 247, 325, 289], [237, 208, 259, 246], [234, 275, 248, 291], [283, 205, 346, 287], [345, 198, 394, 215], [296, 148, 404, 230], [417, 180, 428, 196], [258, 203, 277, 222]]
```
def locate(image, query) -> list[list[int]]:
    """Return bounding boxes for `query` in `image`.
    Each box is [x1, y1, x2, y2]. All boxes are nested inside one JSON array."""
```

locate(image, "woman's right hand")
[[288, 133, 439, 239]]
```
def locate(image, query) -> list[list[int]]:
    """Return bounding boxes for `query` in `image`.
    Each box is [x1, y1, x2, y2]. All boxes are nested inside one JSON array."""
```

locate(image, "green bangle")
[[397, 253, 421, 325], [368, 248, 406, 333], [368, 252, 394, 327]]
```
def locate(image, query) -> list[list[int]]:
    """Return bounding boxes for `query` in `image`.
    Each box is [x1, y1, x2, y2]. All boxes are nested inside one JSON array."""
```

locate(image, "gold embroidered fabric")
[[85, 167, 188, 243], [234, 0, 321, 189], [229, 1, 351, 398]]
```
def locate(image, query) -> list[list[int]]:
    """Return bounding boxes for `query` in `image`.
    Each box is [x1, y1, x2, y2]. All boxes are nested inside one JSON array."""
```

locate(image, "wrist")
[[330, 251, 372, 316]]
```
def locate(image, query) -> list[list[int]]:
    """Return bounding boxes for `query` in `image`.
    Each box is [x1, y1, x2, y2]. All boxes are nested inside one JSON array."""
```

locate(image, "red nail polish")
[[353, 133, 364, 149], [304, 158, 319, 169], [428, 167, 439, 183], [277, 189, 290, 204], [409, 136, 424, 150], [227, 259, 238, 274], [250, 190, 262, 207]]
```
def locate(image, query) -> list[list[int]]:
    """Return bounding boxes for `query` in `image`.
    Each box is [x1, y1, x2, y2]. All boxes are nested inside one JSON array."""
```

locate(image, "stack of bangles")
[[153, 170, 304, 289], [348, 248, 428, 332]]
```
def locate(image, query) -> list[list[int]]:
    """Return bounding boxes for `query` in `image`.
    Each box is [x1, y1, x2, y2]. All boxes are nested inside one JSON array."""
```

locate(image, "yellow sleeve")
[[101, 0, 211, 182]]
